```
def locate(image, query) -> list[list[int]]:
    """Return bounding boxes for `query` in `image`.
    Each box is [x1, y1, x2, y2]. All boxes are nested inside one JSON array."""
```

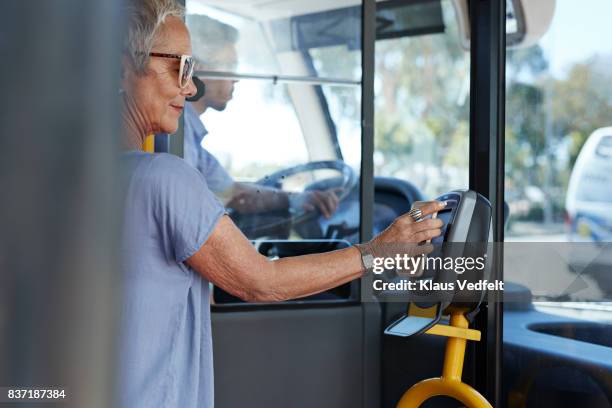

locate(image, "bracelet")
[[354, 243, 375, 275]]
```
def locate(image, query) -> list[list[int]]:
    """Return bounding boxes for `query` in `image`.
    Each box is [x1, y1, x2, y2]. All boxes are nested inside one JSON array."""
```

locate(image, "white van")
[[566, 127, 612, 242]]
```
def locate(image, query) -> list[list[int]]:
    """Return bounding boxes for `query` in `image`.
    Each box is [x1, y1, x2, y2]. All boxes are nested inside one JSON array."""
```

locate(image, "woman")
[[118, 0, 445, 407]]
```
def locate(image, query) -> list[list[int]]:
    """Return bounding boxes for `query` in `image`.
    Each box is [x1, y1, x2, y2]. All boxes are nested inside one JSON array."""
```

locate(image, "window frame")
[[468, 0, 506, 405]]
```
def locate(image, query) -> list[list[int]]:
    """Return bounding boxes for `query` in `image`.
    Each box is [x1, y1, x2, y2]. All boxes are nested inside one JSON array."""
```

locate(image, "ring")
[[408, 208, 422, 222]]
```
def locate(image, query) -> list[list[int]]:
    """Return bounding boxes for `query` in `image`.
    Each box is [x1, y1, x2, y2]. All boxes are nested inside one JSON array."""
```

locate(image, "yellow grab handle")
[[143, 134, 155, 153], [396, 378, 492, 408]]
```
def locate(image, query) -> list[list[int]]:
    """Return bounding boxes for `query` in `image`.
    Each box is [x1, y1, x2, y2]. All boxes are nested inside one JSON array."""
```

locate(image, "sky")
[[539, 0, 612, 78]]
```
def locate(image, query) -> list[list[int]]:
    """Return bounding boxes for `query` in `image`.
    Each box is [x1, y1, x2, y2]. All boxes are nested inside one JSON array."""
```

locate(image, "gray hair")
[[124, 0, 185, 74], [186, 14, 238, 68]]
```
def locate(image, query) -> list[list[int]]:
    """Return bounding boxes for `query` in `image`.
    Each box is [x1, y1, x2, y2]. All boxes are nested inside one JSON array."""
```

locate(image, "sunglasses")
[[148, 52, 195, 89]]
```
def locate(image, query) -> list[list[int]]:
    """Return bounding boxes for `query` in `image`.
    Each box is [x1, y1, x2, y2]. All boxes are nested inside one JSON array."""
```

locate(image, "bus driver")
[[183, 14, 341, 219]]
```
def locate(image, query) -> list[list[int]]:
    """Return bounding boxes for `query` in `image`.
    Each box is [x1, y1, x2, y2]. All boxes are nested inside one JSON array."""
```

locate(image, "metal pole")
[[468, 0, 506, 406], [360, 1, 380, 407]]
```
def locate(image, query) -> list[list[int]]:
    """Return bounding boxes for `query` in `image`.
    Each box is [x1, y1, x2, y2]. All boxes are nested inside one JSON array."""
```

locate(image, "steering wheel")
[[230, 160, 357, 239]]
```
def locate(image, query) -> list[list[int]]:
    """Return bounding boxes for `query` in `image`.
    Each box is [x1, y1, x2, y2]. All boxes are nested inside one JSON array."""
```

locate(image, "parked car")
[[566, 127, 612, 242]]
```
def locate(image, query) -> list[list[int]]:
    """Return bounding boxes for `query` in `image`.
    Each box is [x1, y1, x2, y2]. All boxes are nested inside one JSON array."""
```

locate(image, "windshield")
[[504, 0, 612, 303], [373, 0, 470, 198]]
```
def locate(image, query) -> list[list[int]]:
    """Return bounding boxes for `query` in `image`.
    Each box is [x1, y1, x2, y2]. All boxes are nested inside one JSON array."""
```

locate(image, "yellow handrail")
[[396, 312, 492, 408]]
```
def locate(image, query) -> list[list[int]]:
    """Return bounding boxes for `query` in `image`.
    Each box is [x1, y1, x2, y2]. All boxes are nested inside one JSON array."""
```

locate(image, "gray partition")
[[212, 306, 370, 408], [0, 1, 122, 407]]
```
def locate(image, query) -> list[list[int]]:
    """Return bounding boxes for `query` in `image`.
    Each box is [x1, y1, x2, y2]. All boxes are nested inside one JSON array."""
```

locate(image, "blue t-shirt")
[[118, 151, 224, 408], [183, 103, 234, 194]]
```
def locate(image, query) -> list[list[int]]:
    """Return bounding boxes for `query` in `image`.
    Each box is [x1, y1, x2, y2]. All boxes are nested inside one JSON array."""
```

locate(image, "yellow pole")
[[143, 133, 155, 153], [442, 313, 469, 382]]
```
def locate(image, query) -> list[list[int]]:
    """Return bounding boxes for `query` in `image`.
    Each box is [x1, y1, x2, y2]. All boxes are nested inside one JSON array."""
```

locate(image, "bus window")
[[504, 0, 612, 406], [185, 1, 362, 303], [373, 0, 470, 199]]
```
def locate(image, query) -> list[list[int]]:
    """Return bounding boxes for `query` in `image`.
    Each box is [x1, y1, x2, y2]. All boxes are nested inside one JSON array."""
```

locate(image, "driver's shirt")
[[183, 103, 234, 195]]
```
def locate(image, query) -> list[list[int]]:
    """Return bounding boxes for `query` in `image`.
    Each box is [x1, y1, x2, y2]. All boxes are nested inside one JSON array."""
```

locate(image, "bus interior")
[[2, 0, 612, 407]]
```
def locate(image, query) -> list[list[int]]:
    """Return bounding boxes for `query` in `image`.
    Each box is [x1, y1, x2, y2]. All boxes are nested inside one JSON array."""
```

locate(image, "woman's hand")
[[371, 200, 445, 245], [356, 200, 446, 276]]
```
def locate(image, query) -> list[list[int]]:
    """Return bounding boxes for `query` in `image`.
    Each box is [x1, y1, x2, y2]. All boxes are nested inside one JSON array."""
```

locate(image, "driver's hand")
[[289, 188, 342, 218]]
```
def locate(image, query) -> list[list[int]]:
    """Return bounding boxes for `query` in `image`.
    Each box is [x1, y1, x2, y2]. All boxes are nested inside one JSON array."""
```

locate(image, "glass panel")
[[186, 0, 362, 81], [373, 0, 470, 199], [200, 80, 360, 195], [201, 81, 311, 180], [185, 1, 362, 303], [202, 81, 361, 179], [504, 1, 612, 406]]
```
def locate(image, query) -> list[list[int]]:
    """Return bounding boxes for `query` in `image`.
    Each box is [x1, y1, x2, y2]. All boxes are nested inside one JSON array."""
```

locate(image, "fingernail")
[[440, 201, 447, 207]]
